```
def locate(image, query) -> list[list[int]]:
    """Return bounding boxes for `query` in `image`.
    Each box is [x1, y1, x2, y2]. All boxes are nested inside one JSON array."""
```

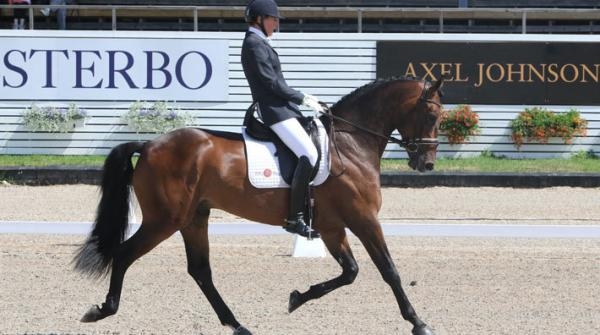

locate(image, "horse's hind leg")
[[180, 210, 250, 335], [81, 223, 175, 322], [288, 228, 359, 313], [353, 223, 435, 335]]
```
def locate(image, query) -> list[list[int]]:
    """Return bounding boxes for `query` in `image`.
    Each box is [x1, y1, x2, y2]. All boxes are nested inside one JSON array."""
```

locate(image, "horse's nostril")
[[425, 162, 434, 171]]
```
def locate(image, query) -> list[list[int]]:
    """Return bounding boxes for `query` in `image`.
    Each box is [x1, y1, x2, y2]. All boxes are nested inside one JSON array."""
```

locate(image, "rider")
[[241, 0, 322, 238]]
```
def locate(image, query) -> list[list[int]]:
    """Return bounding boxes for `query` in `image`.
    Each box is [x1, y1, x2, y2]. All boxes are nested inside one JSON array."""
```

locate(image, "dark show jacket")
[[241, 30, 305, 126]]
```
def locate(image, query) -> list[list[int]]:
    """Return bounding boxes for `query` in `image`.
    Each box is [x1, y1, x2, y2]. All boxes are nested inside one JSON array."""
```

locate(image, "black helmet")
[[245, 0, 284, 21]]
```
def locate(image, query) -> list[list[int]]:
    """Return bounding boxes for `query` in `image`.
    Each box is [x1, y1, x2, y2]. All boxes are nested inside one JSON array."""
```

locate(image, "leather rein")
[[318, 84, 441, 154]]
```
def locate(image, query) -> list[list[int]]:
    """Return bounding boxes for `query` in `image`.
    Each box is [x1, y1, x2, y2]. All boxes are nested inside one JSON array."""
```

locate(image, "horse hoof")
[[288, 290, 301, 313], [412, 324, 436, 335], [80, 305, 102, 323], [233, 326, 252, 335]]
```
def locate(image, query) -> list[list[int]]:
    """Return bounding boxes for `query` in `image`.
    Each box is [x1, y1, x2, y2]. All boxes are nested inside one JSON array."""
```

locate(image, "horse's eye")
[[427, 113, 437, 125]]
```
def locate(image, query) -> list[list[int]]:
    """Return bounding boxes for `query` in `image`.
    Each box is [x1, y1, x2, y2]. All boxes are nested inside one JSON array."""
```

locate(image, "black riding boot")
[[283, 156, 320, 238]]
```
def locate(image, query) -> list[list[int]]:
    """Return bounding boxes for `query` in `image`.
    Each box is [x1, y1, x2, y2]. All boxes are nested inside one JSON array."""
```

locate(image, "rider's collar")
[[248, 27, 271, 44]]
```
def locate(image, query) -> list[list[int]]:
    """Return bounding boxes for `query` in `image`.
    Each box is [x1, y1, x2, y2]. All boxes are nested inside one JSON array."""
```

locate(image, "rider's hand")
[[302, 94, 324, 115]]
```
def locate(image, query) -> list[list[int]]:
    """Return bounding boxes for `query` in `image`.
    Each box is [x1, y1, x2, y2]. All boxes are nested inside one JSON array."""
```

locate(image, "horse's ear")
[[430, 73, 451, 94]]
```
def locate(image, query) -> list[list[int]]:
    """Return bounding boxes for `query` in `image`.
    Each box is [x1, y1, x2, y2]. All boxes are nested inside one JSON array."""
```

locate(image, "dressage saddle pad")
[[242, 118, 330, 189]]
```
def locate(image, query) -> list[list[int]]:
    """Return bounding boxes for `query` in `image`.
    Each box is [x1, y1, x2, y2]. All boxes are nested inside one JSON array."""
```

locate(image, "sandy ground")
[[0, 185, 599, 335]]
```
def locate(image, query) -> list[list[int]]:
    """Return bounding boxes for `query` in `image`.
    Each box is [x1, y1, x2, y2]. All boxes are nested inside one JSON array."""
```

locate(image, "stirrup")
[[283, 218, 320, 239]]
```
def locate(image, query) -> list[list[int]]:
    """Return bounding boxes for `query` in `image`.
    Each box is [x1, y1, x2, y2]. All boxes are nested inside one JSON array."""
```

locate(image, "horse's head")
[[328, 75, 448, 173], [399, 75, 447, 172]]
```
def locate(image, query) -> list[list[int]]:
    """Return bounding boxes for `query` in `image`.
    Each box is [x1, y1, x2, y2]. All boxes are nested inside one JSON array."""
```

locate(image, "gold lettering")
[[474, 63, 485, 87], [420, 63, 437, 81], [527, 63, 546, 82], [560, 64, 579, 83], [580, 64, 599, 83], [547, 64, 559, 83], [453, 63, 469, 82], [439, 63, 452, 77], [403, 61, 600, 87], [486, 63, 505, 83], [404, 63, 418, 78], [506, 63, 526, 82]]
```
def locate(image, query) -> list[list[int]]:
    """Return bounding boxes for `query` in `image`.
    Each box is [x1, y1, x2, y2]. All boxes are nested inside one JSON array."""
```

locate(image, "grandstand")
[[2, 1, 600, 33]]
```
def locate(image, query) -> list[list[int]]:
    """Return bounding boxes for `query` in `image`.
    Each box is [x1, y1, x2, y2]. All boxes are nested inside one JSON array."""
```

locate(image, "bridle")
[[319, 81, 441, 154]]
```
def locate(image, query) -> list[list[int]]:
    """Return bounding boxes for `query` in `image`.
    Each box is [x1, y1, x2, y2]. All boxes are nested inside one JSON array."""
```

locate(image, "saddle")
[[243, 102, 324, 185]]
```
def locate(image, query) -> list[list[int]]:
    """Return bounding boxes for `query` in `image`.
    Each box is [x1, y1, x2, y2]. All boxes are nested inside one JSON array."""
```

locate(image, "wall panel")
[[0, 31, 598, 158]]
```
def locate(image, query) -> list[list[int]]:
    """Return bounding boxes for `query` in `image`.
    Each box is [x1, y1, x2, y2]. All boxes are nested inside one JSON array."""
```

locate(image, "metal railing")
[[1, 5, 600, 33]]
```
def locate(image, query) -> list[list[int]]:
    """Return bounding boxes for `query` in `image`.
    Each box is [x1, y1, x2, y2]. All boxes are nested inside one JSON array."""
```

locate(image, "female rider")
[[241, 0, 322, 238]]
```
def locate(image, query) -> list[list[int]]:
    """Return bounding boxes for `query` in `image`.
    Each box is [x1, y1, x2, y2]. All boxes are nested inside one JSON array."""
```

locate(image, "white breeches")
[[270, 118, 318, 167]]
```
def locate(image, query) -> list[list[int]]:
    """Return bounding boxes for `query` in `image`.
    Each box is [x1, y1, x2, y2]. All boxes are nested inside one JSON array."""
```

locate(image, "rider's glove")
[[302, 94, 324, 115]]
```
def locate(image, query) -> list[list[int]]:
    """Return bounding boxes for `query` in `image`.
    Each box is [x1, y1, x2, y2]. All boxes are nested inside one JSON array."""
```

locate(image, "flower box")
[[124, 101, 193, 134], [510, 107, 587, 149], [22, 103, 88, 133], [439, 105, 480, 145]]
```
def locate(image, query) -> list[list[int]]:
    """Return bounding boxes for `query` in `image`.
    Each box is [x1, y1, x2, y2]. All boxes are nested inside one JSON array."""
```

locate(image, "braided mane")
[[331, 76, 422, 110]]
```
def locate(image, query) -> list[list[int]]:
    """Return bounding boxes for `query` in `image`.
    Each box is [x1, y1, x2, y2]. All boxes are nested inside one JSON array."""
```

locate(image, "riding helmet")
[[245, 0, 284, 21]]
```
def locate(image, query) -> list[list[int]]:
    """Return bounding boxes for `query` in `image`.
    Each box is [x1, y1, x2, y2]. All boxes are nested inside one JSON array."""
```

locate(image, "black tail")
[[73, 141, 145, 278]]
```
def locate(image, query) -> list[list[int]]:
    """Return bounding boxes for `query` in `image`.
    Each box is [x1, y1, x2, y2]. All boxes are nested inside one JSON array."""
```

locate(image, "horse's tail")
[[73, 141, 145, 278]]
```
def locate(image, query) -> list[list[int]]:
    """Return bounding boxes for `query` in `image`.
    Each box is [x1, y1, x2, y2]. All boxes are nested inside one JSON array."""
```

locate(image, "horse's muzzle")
[[407, 153, 435, 172], [408, 158, 417, 170]]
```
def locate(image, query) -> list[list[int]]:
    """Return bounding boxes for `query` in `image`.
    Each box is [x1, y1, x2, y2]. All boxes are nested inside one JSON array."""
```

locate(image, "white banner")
[[0, 37, 229, 101]]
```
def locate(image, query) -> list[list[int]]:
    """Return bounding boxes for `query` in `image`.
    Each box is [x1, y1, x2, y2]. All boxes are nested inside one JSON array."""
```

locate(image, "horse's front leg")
[[288, 228, 359, 313], [352, 222, 436, 335]]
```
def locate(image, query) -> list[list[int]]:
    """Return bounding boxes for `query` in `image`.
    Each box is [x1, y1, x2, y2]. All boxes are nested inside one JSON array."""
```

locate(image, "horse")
[[73, 75, 446, 335]]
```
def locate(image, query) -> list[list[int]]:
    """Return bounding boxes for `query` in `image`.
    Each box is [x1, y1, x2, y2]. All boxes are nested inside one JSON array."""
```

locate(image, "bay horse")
[[73, 76, 446, 335]]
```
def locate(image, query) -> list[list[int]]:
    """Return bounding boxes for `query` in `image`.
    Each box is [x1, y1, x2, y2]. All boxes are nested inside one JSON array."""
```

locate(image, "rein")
[[319, 106, 432, 153], [318, 80, 441, 176], [319, 102, 437, 177], [319, 96, 440, 153]]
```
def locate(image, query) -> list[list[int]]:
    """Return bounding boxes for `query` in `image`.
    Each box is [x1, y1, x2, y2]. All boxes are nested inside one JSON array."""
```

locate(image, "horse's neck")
[[329, 79, 418, 165], [328, 108, 390, 166], [329, 131, 383, 174], [332, 99, 397, 139], [334, 82, 413, 137]]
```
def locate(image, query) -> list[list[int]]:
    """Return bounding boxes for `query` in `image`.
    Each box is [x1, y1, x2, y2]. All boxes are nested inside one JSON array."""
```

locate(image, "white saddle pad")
[[243, 118, 330, 188]]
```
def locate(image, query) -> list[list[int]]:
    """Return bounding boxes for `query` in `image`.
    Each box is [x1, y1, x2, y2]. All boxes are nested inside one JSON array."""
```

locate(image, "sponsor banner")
[[377, 41, 600, 105], [0, 37, 229, 101]]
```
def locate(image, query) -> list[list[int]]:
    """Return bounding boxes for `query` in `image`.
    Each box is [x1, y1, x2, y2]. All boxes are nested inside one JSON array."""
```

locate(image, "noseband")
[[321, 81, 440, 153]]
